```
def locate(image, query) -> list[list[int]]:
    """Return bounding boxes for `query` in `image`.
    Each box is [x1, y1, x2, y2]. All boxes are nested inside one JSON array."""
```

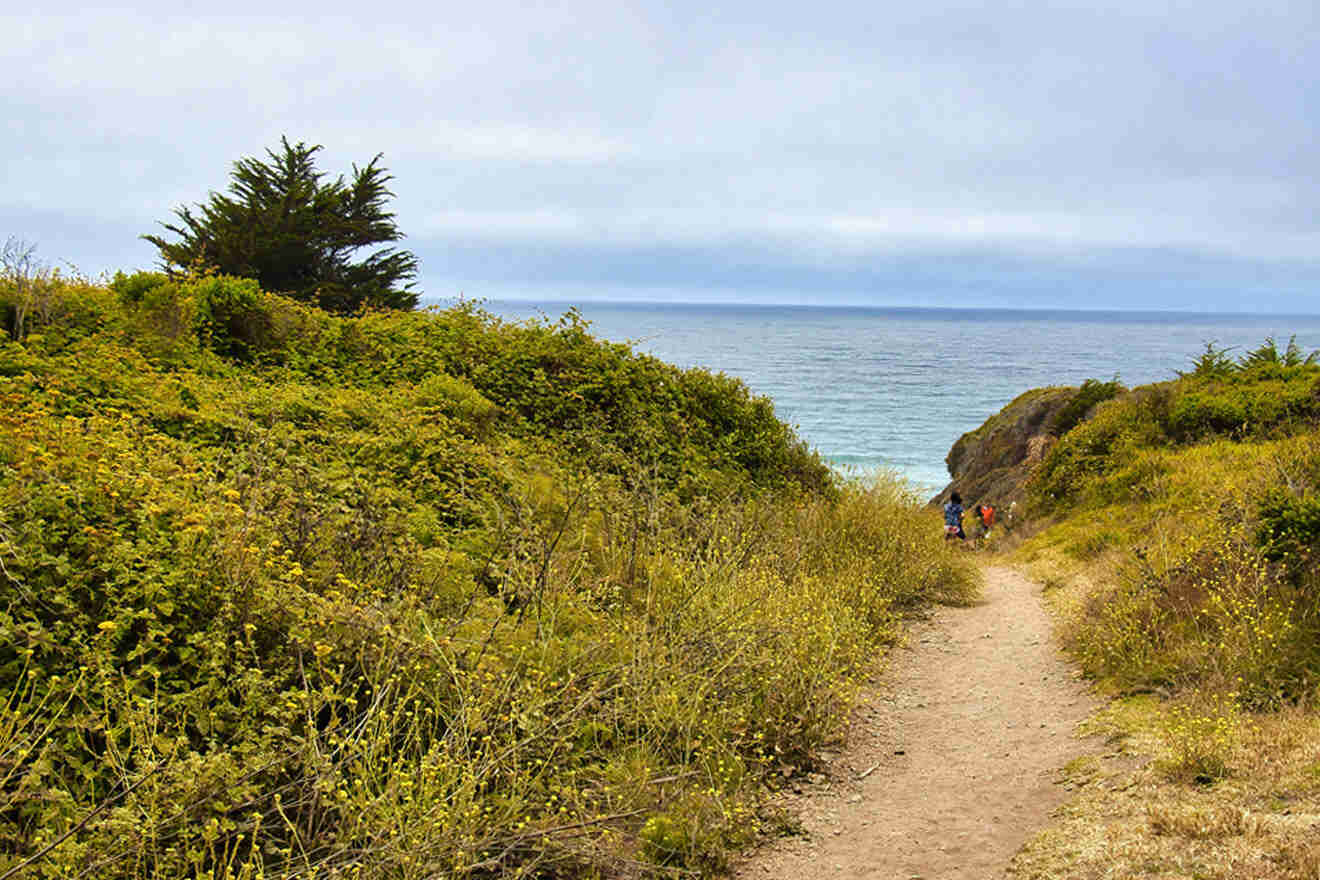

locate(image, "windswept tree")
[[144, 138, 419, 312], [1240, 335, 1319, 370]]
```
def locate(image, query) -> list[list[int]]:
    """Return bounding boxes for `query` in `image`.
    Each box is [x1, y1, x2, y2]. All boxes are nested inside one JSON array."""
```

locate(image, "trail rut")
[[734, 565, 1098, 880]]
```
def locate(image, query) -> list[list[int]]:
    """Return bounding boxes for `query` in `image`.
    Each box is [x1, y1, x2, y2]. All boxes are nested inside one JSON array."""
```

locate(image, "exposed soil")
[[733, 564, 1099, 880]]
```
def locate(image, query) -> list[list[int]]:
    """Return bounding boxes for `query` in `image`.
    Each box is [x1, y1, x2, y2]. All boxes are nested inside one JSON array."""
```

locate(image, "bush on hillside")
[[1031, 387, 1171, 506], [1032, 352, 1320, 511], [1256, 488, 1320, 565], [1033, 418, 1320, 709], [271, 303, 832, 496], [1052, 377, 1125, 437], [1062, 512, 1318, 707], [14, 273, 828, 496], [1164, 369, 1320, 443], [1024, 345, 1320, 708], [1240, 335, 1319, 370], [109, 269, 170, 302]]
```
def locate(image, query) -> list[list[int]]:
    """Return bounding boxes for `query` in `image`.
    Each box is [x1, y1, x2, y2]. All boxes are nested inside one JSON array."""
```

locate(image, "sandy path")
[[734, 565, 1098, 880]]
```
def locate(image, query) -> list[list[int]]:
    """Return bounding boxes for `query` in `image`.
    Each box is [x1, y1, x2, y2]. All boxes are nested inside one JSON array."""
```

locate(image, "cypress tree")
[[144, 138, 419, 312]]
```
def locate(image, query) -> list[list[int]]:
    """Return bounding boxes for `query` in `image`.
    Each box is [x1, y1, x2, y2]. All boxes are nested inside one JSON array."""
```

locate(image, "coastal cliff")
[[932, 378, 1125, 508], [931, 387, 1073, 507]]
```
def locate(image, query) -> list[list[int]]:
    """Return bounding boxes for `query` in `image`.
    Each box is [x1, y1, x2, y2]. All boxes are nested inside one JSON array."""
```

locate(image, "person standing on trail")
[[943, 491, 965, 541], [979, 502, 995, 537]]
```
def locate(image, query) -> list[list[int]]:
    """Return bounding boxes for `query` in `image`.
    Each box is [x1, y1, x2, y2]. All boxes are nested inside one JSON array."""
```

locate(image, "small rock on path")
[[733, 565, 1098, 880]]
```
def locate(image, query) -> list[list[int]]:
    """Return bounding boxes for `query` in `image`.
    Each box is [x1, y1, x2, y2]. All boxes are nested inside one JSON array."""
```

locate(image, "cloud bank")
[[5, 0, 1318, 311]]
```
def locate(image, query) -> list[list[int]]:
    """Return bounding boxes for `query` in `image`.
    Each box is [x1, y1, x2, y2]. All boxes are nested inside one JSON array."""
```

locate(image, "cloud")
[[415, 209, 587, 237], [329, 121, 626, 162], [4, 0, 1319, 311]]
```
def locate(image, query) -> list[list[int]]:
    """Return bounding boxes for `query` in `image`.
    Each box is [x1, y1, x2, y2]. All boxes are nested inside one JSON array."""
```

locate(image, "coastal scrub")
[[0, 272, 976, 878]]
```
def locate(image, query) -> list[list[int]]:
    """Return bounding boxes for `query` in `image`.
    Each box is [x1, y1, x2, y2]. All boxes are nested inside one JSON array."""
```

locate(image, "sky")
[[5, 0, 1319, 312]]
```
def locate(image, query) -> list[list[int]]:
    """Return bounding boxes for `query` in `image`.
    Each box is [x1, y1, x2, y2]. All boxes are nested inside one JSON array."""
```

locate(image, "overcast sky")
[[6, 0, 1319, 311]]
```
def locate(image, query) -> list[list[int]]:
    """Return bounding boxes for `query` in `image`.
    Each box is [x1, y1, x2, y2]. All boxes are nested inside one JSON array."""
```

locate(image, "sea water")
[[480, 301, 1320, 496]]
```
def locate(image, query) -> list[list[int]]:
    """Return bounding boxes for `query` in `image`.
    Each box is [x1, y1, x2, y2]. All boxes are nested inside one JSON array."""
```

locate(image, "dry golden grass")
[[1006, 428, 1320, 879], [1011, 666, 1320, 880]]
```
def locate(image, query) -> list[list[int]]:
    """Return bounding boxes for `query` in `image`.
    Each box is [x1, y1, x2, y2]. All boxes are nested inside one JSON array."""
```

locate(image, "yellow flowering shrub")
[[1157, 693, 1245, 784], [0, 276, 976, 878]]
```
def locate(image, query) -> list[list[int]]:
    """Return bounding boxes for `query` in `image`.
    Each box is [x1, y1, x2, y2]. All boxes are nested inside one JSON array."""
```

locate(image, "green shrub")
[[1165, 387, 1249, 440], [1053, 377, 1125, 437], [189, 274, 268, 359], [414, 371, 501, 434], [114, 273, 275, 361], [1031, 397, 1141, 506], [1256, 489, 1320, 565], [1033, 356, 1320, 511], [1164, 369, 1320, 443], [109, 269, 169, 303]]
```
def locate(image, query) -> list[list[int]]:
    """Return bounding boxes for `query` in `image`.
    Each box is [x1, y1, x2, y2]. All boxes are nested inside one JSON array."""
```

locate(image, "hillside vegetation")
[[1003, 339, 1320, 878], [0, 270, 976, 879]]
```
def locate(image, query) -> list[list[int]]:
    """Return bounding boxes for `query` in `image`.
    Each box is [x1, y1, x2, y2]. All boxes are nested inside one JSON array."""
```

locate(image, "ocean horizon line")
[[434, 295, 1320, 323]]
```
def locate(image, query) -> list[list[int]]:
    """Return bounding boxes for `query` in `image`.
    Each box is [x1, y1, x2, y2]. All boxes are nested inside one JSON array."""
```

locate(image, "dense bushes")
[[0, 274, 975, 878], [94, 275, 830, 498], [1051, 377, 1124, 438], [1030, 386, 1169, 505], [1061, 511, 1319, 707], [1031, 359, 1320, 510], [1017, 356, 1320, 708]]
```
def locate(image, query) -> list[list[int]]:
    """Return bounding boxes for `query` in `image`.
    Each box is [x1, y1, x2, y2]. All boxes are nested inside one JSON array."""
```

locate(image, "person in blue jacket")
[[943, 491, 965, 541]]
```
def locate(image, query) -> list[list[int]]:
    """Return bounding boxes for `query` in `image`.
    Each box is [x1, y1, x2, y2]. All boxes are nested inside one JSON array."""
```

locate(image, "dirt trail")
[[734, 565, 1098, 880]]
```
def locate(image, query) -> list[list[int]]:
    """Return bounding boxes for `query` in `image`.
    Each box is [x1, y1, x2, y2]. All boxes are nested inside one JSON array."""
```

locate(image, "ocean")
[[481, 300, 1320, 496]]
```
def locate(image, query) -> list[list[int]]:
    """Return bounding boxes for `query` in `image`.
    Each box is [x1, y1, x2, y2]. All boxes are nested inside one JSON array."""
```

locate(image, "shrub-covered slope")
[[0, 272, 976, 879], [1024, 349, 1320, 702], [986, 340, 1320, 878]]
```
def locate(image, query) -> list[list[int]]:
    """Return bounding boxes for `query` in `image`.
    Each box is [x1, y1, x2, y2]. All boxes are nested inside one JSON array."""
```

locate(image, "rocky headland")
[[931, 386, 1074, 507]]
